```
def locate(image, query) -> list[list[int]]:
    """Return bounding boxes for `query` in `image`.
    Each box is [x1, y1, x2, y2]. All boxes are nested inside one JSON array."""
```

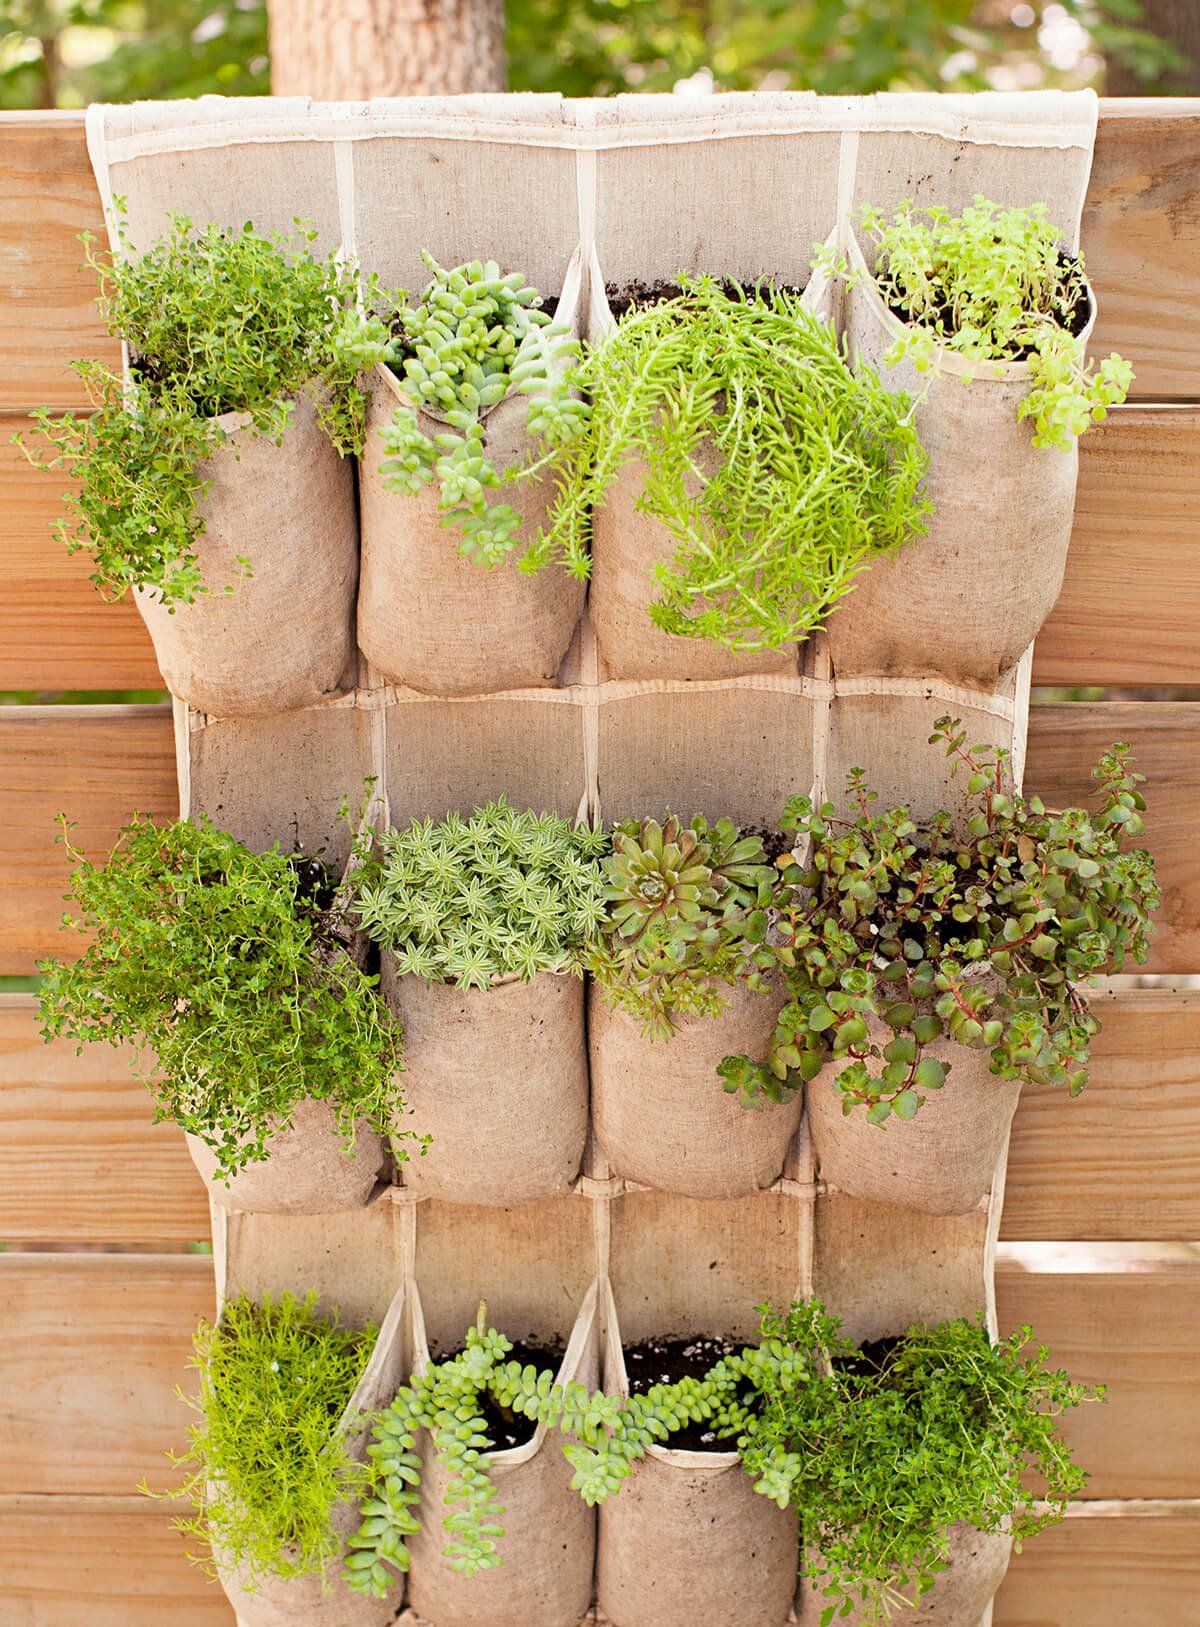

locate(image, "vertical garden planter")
[[595, 1306, 798, 1627], [381, 957, 588, 1206], [356, 279, 586, 698], [825, 228, 1098, 689], [589, 983, 799, 1198], [136, 394, 359, 717], [800, 1523, 1013, 1624], [405, 1284, 600, 1627], [186, 1098, 387, 1215]]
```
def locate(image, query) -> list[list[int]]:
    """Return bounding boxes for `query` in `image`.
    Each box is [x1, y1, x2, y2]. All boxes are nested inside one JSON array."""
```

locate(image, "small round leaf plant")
[[18, 209, 393, 607], [160, 1291, 377, 1588], [816, 196, 1133, 449], [533, 276, 931, 652], [352, 799, 609, 988], [39, 814, 408, 1180], [375, 253, 589, 566], [720, 718, 1159, 1123]]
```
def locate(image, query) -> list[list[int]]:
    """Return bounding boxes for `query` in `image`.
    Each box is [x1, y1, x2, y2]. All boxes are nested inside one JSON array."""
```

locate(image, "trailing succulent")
[[816, 197, 1133, 450], [719, 718, 1159, 1122], [353, 798, 609, 988], [587, 815, 778, 1038], [39, 814, 406, 1179], [533, 275, 930, 651], [164, 1291, 377, 1587], [19, 210, 391, 606], [377, 253, 589, 566]]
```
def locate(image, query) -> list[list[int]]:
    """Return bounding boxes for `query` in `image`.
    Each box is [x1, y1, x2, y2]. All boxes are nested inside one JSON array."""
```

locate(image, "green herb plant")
[[39, 814, 407, 1179], [353, 799, 609, 988], [378, 253, 589, 567], [719, 719, 1159, 1123], [161, 1291, 378, 1587], [588, 815, 778, 1039], [816, 197, 1133, 450], [19, 210, 393, 606], [532, 277, 930, 651]]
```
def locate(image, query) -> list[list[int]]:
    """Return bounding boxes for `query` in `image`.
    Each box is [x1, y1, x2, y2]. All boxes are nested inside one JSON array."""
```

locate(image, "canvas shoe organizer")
[[86, 89, 1101, 1627]]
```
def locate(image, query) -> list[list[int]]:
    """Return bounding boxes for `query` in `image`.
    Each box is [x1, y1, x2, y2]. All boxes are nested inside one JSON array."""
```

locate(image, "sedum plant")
[[19, 210, 391, 607], [378, 253, 589, 567], [588, 815, 778, 1038], [163, 1291, 377, 1587], [532, 276, 930, 650], [817, 197, 1133, 450], [720, 718, 1159, 1122], [39, 814, 406, 1179], [353, 799, 609, 988]]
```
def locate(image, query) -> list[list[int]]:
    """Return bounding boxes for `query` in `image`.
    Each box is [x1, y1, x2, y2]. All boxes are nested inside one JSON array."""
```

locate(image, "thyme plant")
[[39, 814, 406, 1179], [353, 799, 609, 988], [719, 719, 1159, 1122], [588, 815, 777, 1037], [163, 1291, 377, 1587], [378, 254, 589, 566], [531, 277, 930, 650], [817, 198, 1133, 450], [19, 211, 391, 606]]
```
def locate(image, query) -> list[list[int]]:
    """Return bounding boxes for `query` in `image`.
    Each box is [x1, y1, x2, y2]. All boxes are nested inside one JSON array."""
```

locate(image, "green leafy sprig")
[[532, 277, 930, 650], [39, 814, 406, 1179], [19, 211, 392, 606], [378, 253, 589, 567], [353, 799, 609, 989], [719, 719, 1159, 1122], [817, 197, 1133, 450]]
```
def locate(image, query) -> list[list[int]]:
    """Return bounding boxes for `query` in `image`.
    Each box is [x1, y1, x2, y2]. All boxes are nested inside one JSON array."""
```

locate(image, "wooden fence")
[[1, 101, 1199, 1624]]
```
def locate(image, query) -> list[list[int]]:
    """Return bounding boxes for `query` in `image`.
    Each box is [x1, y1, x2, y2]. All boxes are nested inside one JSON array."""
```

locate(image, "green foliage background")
[[0, 0, 1188, 110]]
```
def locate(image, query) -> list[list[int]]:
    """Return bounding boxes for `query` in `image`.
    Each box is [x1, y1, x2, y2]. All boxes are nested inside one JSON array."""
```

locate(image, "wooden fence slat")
[[0, 995, 208, 1243], [1001, 988, 1200, 1241], [0, 704, 178, 976]]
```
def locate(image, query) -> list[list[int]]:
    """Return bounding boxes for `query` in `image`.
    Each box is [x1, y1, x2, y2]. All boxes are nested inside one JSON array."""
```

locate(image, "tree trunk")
[[268, 0, 507, 98], [1107, 0, 1200, 94]]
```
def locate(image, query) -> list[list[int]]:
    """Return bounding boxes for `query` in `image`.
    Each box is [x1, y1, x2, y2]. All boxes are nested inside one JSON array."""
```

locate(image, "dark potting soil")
[[834, 1335, 904, 1381], [879, 249, 1090, 359], [440, 1339, 564, 1453], [624, 1335, 746, 1453], [605, 278, 806, 322]]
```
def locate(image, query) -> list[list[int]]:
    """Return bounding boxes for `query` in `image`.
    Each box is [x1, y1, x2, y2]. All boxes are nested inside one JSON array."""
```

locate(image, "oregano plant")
[[816, 197, 1133, 449], [719, 719, 1159, 1122], [18, 209, 393, 606], [38, 814, 407, 1179], [531, 277, 930, 650]]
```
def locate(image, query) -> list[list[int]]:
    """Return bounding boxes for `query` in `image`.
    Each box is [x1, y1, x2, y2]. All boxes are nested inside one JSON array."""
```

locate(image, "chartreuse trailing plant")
[[378, 253, 589, 567], [588, 815, 778, 1039], [560, 1300, 1098, 1626], [719, 718, 1159, 1122], [352, 798, 609, 988], [161, 1291, 377, 1587], [39, 814, 406, 1179], [18, 208, 394, 606], [532, 277, 930, 651], [816, 197, 1133, 450]]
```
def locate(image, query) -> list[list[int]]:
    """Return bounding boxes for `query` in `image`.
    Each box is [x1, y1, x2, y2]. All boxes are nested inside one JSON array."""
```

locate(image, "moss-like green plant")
[[346, 1306, 589, 1593], [163, 1291, 377, 1587], [378, 254, 589, 566], [588, 815, 778, 1037], [817, 197, 1133, 450], [39, 814, 407, 1179], [719, 719, 1159, 1121], [18, 210, 393, 606], [530, 277, 930, 650], [353, 800, 609, 988]]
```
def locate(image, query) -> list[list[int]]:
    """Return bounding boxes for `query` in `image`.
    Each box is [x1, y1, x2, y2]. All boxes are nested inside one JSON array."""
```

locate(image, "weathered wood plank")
[[995, 1257, 1200, 1502], [1002, 987, 1200, 1241], [0, 704, 178, 976], [0, 1254, 213, 1496], [0, 995, 208, 1243]]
